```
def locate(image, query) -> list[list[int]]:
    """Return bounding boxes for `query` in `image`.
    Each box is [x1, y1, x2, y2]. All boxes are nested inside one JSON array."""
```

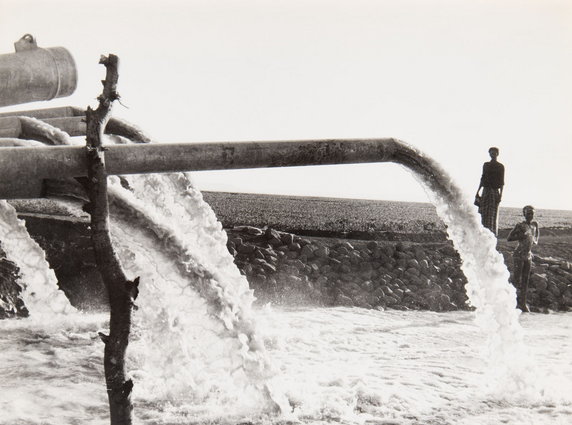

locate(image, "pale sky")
[[1, 0, 571, 210]]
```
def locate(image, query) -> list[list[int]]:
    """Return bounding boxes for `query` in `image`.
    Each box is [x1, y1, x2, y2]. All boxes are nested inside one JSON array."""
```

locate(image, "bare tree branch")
[[85, 54, 138, 425]]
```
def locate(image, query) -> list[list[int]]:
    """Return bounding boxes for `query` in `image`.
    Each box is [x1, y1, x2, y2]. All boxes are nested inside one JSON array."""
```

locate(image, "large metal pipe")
[[0, 139, 403, 199], [0, 107, 151, 143], [0, 116, 87, 138], [0, 138, 458, 203], [0, 35, 77, 107]]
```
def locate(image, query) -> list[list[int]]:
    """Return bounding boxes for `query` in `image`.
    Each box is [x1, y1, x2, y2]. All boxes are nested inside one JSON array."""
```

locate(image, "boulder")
[[340, 264, 352, 274], [338, 241, 355, 251], [315, 246, 330, 258], [265, 228, 282, 241], [253, 249, 266, 260], [234, 225, 264, 236], [360, 280, 374, 291], [382, 245, 395, 257], [291, 259, 306, 271], [286, 251, 299, 260], [361, 269, 374, 280], [366, 241, 379, 251], [300, 244, 315, 258], [351, 294, 372, 309], [405, 267, 420, 277], [371, 249, 382, 259], [288, 243, 302, 252], [336, 294, 354, 307], [237, 243, 256, 254], [438, 244, 458, 257], [281, 233, 295, 245], [0, 254, 27, 319], [260, 262, 277, 274], [393, 288, 404, 301], [268, 237, 283, 247], [413, 247, 426, 261], [308, 264, 321, 277], [349, 252, 362, 265], [407, 259, 420, 269]]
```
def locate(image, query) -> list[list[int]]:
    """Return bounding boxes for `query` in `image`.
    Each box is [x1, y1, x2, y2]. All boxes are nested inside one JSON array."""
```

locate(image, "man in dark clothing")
[[507, 205, 539, 312], [476, 147, 505, 236]]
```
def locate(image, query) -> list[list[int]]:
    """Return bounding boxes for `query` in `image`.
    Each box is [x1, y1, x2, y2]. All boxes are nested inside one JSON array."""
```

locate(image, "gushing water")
[[432, 195, 537, 396], [3, 121, 284, 413], [394, 142, 537, 397], [0, 127, 552, 420], [0, 200, 74, 317], [100, 138, 542, 412], [105, 174, 281, 414]]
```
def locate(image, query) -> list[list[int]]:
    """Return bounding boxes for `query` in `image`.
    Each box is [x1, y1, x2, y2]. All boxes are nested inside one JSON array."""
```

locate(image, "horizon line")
[[200, 190, 572, 213]]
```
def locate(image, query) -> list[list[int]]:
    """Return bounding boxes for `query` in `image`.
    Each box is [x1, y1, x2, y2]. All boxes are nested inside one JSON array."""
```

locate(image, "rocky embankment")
[[1, 216, 572, 316], [0, 247, 28, 319], [509, 253, 572, 312], [227, 225, 572, 313]]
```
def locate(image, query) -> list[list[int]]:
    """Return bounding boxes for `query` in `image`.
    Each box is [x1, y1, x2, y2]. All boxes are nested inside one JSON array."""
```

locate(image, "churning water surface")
[[1, 136, 570, 424], [0, 308, 571, 425]]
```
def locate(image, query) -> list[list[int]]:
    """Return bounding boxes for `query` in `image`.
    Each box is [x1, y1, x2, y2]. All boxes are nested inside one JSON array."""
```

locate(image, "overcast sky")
[[1, 0, 571, 210]]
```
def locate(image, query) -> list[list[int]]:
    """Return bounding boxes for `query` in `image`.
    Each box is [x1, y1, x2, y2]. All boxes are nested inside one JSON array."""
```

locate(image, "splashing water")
[[393, 142, 538, 398], [1, 123, 543, 414], [2, 308, 570, 425], [0, 201, 74, 317], [105, 174, 283, 415], [4, 121, 285, 414], [105, 138, 540, 412], [432, 195, 538, 395]]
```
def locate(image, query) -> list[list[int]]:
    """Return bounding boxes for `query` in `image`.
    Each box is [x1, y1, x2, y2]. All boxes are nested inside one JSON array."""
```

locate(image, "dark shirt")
[[480, 161, 505, 189]]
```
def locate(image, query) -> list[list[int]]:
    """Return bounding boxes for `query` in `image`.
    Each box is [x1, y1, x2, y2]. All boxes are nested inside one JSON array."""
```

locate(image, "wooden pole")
[[85, 54, 138, 425]]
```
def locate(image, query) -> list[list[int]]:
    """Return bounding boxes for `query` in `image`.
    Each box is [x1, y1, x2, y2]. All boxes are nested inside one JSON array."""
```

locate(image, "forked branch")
[[85, 54, 138, 425]]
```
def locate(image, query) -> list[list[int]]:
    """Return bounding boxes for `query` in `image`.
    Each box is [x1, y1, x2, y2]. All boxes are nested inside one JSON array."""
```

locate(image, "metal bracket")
[[14, 34, 38, 52]]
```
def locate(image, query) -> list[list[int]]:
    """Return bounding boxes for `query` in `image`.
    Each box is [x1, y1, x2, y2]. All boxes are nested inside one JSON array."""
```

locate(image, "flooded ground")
[[1, 307, 570, 425]]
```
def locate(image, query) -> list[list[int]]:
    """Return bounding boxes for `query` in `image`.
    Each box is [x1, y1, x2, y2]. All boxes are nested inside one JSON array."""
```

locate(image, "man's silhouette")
[[476, 147, 505, 236]]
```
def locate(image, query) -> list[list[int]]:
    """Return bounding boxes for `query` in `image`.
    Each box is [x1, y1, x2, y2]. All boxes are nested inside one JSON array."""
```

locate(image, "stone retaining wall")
[[227, 225, 572, 313], [0, 245, 28, 319], [228, 226, 471, 311], [1, 217, 572, 317]]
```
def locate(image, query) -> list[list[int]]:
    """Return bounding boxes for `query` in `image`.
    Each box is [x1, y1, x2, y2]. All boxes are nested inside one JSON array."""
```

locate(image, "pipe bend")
[[0, 130, 459, 204]]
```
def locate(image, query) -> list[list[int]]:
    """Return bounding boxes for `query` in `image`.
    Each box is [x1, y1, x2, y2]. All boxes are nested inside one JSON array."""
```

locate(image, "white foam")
[[106, 175, 278, 413], [0, 200, 74, 318], [399, 144, 539, 399]]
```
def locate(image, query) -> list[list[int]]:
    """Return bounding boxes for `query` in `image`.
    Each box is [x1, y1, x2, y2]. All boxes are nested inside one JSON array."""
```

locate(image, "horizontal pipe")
[[0, 106, 83, 119], [0, 139, 400, 199], [0, 108, 150, 144], [0, 116, 87, 138]]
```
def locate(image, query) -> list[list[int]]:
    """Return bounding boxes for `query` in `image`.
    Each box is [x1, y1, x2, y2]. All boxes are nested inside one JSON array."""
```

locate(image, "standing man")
[[476, 147, 505, 236], [507, 205, 539, 312]]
